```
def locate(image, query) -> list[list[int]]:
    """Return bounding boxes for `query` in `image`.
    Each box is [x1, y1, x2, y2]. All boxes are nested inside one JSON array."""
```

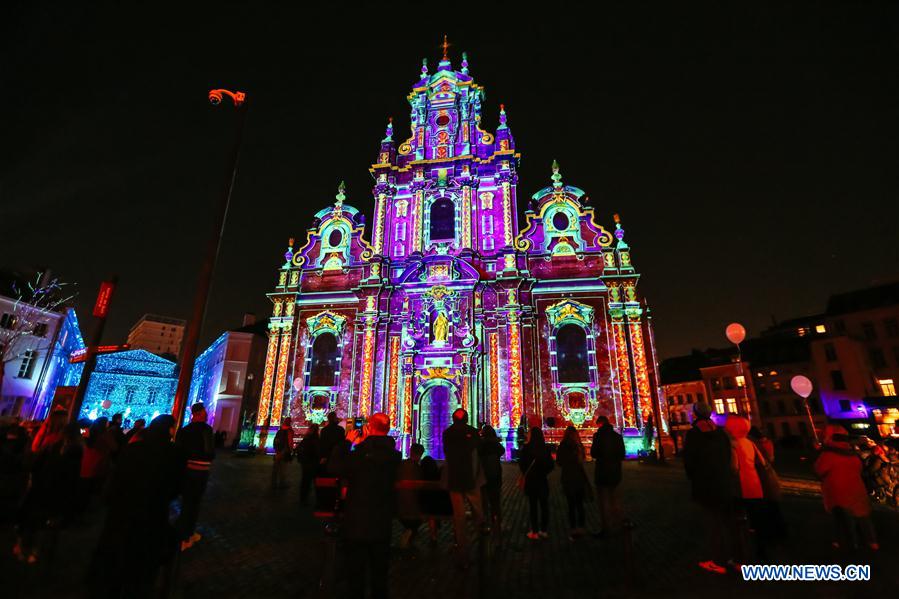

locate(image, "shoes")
[[698, 561, 727, 575], [538, 531, 549, 539], [526, 532, 540, 540]]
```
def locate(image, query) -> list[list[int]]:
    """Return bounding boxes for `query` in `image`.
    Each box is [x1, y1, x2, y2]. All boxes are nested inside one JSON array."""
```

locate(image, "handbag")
[[753, 444, 782, 501]]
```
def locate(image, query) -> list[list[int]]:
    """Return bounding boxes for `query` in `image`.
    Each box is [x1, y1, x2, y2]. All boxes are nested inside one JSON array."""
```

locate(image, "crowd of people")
[[0, 402, 216, 596], [1, 398, 891, 597], [683, 401, 880, 575]]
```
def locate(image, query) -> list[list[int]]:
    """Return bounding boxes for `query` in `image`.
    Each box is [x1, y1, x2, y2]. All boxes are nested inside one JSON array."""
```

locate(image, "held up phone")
[[354, 417, 364, 429]]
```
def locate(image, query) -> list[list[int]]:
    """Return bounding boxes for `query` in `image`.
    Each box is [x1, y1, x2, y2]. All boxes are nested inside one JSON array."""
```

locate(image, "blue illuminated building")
[[79, 349, 177, 426], [31, 308, 86, 419]]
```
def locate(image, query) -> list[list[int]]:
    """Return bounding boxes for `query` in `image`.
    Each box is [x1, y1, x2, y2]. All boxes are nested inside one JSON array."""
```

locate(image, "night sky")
[[3, 3, 898, 359]]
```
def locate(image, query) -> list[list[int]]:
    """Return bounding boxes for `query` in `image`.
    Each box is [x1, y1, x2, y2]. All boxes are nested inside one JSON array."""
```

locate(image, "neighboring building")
[[127, 314, 186, 357], [255, 50, 663, 458], [659, 351, 708, 452], [0, 270, 86, 419], [188, 315, 268, 445], [78, 349, 177, 426], [824, 281, 899, 406]]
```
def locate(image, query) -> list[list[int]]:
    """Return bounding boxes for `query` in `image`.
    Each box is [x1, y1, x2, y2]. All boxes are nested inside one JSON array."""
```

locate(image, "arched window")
[[557, 324, 589, 383], [309, 333, 339, 387], [429, 198, 455, 242]]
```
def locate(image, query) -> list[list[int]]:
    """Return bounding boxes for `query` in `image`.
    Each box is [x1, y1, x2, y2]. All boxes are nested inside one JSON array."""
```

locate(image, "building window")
[[878, 378, 896, 396], [885, 318, 899, 338], [760, 400, 770, 416], [713, 399, 724, 414], [429, 197, 455, 242], [711, 378, 721, 391], [862, 322, 877, 340], [824, 343, 837, 362], [776, 400, 786, 415], [725, 397, 737, 413], [482, 215, 494, 235], [309, 333, 340, 387], [838, 399, 851, 412], [869, 348, 887, 369], [680, 412, 688, 424], [830, 370, 846, 391], [32, 323, 48, 338], [735, 375, 745, 388], [797, 421, 808, 438], [834, 320, 845, 334], [697, 393, 704, 404], [483, 237, 494, 252], [395, 222, 406, 241], [125, 387, 136, 404], [0, 313, 18, 329], [686, 393, 693, 404], [723, 376, 735, 389], [815, 324, 826, 334], [394, 244, 405, 258], [556, 324, 589, 384], [781, 422, 792, 437], [17, 350, 37, 379], [147, 389, 158, 405]]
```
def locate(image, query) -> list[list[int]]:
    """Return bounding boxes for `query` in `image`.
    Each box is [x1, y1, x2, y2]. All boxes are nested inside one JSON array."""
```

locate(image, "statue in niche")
[[432, 311, 449, 344]]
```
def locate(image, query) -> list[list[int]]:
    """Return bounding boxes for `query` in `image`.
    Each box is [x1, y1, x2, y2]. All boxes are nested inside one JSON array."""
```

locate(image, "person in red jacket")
[[814, 424, 878, 551]]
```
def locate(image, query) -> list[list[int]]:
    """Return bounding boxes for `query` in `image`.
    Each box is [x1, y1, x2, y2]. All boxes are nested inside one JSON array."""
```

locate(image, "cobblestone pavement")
[[3, 454, 898, 598]]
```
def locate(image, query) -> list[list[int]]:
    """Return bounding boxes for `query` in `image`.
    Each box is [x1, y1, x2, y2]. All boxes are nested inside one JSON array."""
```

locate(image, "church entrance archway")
[[415, 380, 457, 460]]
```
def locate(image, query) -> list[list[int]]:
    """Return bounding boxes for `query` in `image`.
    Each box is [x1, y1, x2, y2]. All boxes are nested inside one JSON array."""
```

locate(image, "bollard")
[[318, 520, 340, 598], [622, 518, 636, 592]]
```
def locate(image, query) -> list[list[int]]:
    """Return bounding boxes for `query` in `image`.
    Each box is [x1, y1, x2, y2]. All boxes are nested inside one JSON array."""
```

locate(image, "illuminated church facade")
[[256, 50, 663, 457]]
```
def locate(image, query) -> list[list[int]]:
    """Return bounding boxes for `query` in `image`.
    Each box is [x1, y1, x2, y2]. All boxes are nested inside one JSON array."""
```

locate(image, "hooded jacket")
[[724, 416, 763, 500], [814, 425, 871, 517]]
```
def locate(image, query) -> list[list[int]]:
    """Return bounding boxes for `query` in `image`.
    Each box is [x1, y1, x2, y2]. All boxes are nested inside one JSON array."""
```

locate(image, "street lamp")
[[171, 89, 248, 427]]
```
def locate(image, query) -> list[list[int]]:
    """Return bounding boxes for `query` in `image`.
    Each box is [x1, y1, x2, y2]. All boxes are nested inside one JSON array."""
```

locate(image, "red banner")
[[92, 281, 115, 318]]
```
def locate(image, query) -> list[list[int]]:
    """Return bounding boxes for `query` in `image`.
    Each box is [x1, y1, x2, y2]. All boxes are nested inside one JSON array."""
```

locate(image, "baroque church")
[[255, 48, 663, 457]]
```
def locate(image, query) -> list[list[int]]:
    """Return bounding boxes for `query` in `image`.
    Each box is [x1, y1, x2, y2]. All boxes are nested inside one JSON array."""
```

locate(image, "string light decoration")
[[80, 350, 177, 425], [387, 336, 401, 427]]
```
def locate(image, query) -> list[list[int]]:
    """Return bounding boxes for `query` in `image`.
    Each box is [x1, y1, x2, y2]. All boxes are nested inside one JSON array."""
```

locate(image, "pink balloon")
[[791, 375, 813, 398], [101, 400, 112, 410], [725, 323, 746, 345]]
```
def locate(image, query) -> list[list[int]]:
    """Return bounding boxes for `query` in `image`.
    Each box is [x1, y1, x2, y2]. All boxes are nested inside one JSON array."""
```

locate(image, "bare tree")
[[0, 272, 77, 403]]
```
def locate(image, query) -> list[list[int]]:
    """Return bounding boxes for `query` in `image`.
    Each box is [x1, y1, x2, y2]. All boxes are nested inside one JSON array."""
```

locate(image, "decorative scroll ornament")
[[420, 367, 458, 382], [306, 310, 347, 336], [424, 284, 453, 302], [546, 299, 595, 328]]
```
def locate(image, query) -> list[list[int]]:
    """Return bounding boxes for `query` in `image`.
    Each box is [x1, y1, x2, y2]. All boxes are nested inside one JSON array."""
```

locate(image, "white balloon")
[[725, 323, 746, 345], [791, 375, 813, 398]]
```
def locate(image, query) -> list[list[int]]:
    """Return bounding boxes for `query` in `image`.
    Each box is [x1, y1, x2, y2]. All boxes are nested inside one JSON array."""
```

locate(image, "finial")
[[335, 181, 346, 207], [498, 103, 508, 129], [442, 35, 450, 60], [613, 213, 626, 243], [421, 58, 428, 77], [283, 238, 295, 266], [461, 52, 469, 74], [551, 160, 563, 190], [382, 117, 393, 142]]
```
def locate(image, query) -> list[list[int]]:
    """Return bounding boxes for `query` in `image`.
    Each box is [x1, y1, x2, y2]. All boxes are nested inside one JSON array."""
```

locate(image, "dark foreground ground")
[[2, 454, 897, 599]]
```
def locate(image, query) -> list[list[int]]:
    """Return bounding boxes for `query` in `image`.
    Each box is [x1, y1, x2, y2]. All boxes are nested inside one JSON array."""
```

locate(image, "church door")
[[417, 383, 454, 460]]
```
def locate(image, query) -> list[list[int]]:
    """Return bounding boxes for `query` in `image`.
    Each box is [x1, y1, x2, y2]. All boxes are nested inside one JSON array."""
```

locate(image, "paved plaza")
[[3, 455, 898, 598]]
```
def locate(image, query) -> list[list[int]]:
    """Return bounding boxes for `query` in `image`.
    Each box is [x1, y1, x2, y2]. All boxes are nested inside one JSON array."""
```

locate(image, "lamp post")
[[171, 89, 247, 427]]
